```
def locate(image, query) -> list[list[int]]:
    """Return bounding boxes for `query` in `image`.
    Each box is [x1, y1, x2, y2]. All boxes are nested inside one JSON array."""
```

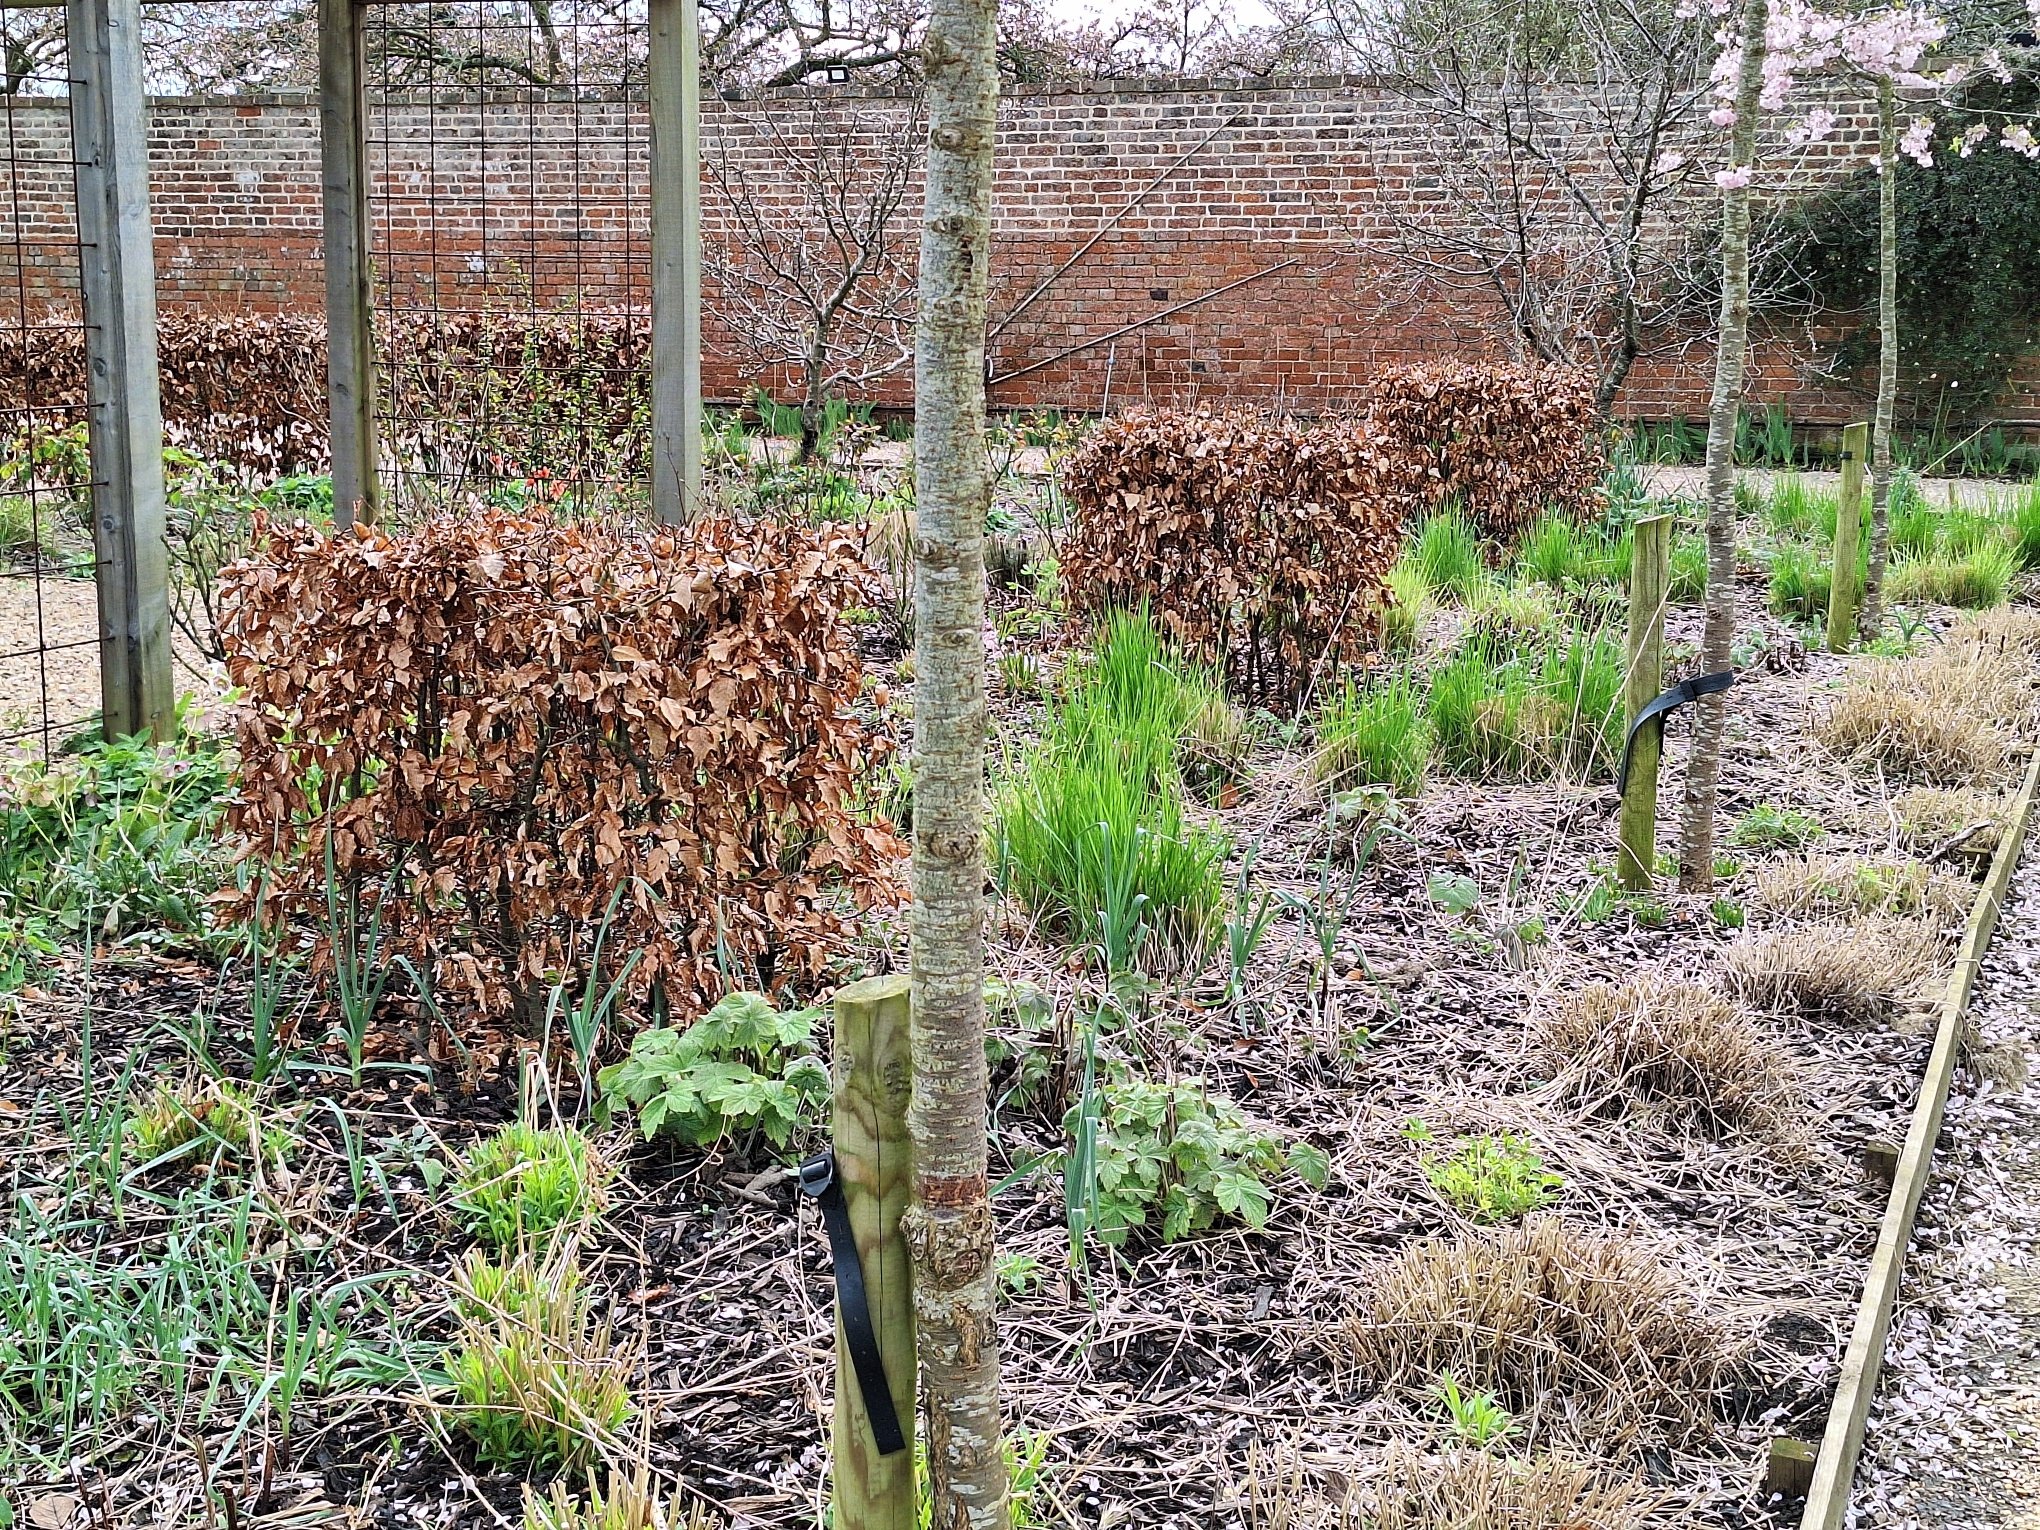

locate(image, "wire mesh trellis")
[[0, 5, 100, 758], [365, 0, 653, 518]]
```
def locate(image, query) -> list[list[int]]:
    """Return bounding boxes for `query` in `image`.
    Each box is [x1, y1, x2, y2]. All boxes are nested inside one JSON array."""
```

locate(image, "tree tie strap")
[[798, 1149, 908, 1456], [1617, 671, 1736, 796]]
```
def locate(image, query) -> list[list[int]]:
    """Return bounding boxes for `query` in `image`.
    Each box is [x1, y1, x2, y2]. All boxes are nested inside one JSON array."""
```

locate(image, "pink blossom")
[[1709, 106, 1739, 127], [1955, 122, 1991, 158], [2004, 124, 2040, 159], [1787, 107, 1838, 145], [1715, 166, 1754, 190], [1651, 150, 1689, 176], [1899, 117, 1934, 167]]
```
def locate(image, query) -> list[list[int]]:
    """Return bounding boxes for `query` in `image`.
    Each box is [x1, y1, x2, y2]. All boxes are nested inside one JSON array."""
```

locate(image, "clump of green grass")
[[2009, 480, 2040, 571], [1465, 577, 1564, 648], [1766, 473, 1835, 538], [1727, 803, 1824, 851], [452, 1123, 610, 1250], [1767, 543, 1832, 623], [994, 610, 1229, 967], [1314, 673, 1429, 798], [1669, 534, 1708, 604], [1424, 634, 1623, 782], [1411, 510, 1487, 600], [1512, 512, 1630, 593], [447, 1248, 632, 1471], [1885, 542, 2017, 610], [1382, 557, 1434, 654], [126, 1078, 285, 1167]]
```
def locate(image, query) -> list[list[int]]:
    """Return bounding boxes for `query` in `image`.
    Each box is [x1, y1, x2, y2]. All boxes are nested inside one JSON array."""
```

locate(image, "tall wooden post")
[[830, 975, 916, 1529], [1827, 421, 1868, 653], [319, 0, 380, 528], [1617, 515, 1672, 891], [648, 0, 702, 525], [69, 0, 172, 742]]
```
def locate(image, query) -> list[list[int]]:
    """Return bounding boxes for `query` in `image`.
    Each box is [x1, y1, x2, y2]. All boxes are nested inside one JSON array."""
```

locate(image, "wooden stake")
[[830, 975, 916, 1529], [1765, 1437, 1817, 1500], [70, 0, 173, 743], [648, 0, 702, 526], [1826, 421, 1868, 653], [319, 0, 380, 529], [1617, 515, 1672, 891]]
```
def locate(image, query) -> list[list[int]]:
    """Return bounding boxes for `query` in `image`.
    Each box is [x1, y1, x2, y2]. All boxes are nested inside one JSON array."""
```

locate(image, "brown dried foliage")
[[220, 508, 898, 1031], [1716, 918, 1947, 1028], [1359, 1445, 1663, 1530], [0, 306, 652, 483], [1342, 1217, 1735, 1448], [0, 310, 328, 476], [1358, 361, 1607, 536], [1058, 410, 1414, 705], [1533, 975, 1812, 1159]]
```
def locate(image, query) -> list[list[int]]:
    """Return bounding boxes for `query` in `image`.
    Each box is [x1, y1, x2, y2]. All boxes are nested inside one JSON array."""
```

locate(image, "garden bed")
[[5, 432, 2040, 1530]]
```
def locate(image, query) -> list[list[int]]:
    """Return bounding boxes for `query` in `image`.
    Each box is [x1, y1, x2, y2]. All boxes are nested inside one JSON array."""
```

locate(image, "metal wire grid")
[[0, 7, 101, 758], [365, 0, 652, 519]]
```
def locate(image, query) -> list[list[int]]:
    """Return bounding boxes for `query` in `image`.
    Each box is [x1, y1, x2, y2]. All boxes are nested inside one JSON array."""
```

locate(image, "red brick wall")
[[0, 77, 2032, 428]]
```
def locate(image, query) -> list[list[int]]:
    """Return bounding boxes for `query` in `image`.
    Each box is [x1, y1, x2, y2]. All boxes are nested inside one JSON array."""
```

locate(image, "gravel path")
[[1854, 820, 2040, 1528], [0, 569, 218, 751]]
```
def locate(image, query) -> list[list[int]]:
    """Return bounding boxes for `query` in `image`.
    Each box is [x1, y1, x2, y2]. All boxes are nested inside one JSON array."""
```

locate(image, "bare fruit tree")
[[1341, 0, 1717, 417], [704, 92, 922, 461]]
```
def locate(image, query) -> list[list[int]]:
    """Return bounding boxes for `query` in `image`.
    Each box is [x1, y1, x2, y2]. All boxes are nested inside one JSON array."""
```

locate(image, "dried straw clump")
[[1945, 605, 2040, 664], [1888, 785, 2007, 856], [1359, 1445, 1662, 1530], [1342, 1218, 1733, 1446], [1716, 919, 1947, 1027], [1751, 852, 1972, 921], [1533, 976, 1810, 1154], [1812, 669, 2007, 784]]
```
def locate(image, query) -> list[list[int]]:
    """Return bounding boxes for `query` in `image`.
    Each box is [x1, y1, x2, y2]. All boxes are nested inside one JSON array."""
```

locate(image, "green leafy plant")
[[523, 1465, 705, 1530], [125, 1078, 286, 1168], [1222, 848, 1280, 1005], [452, 1123, 610, 1250], [1060, 1078, 1328, 1245], [0, 715, 230, 949], [1432, 1371, 1515, 1449], [1728, 803, 1825, 851], [445, 1248, 631, 1471], [598, 990, 829, 1150], [1421, 1133, 1563, 1224]]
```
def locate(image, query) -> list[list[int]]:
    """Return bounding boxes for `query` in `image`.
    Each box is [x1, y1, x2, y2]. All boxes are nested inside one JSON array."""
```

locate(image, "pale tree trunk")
[[1678, 0, 1767, 894], [903, 0, 1009, 1520], [1859, 79, 1898, 641]]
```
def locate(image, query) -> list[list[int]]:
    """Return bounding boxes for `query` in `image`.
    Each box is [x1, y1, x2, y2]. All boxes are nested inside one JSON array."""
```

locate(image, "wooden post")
[[319, 0, 380, 528], [1826, 421, 1867, 653], [1617, 514, 1672, 891], [68, 0, 172, 742], [648, 0, 702, 525], [830, 975, 916, 1529]]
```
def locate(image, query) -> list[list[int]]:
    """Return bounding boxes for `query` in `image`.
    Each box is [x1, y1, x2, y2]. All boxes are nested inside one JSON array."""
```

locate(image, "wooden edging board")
[[1799, 743, 2040, 1530]]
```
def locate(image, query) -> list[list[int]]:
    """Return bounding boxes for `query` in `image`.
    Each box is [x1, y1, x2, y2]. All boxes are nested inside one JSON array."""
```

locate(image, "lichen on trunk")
[[907, 0, 1010, 1520], [1677, 0, 1767, 895]]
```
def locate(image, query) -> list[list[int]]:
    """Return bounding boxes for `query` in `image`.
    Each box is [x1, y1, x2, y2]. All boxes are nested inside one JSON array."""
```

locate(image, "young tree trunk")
[[1859, 80, 1898, 641], [799, 338, 828, 464], [1677, 0, 1766, 894], [904, 0, 1009, 1520]]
